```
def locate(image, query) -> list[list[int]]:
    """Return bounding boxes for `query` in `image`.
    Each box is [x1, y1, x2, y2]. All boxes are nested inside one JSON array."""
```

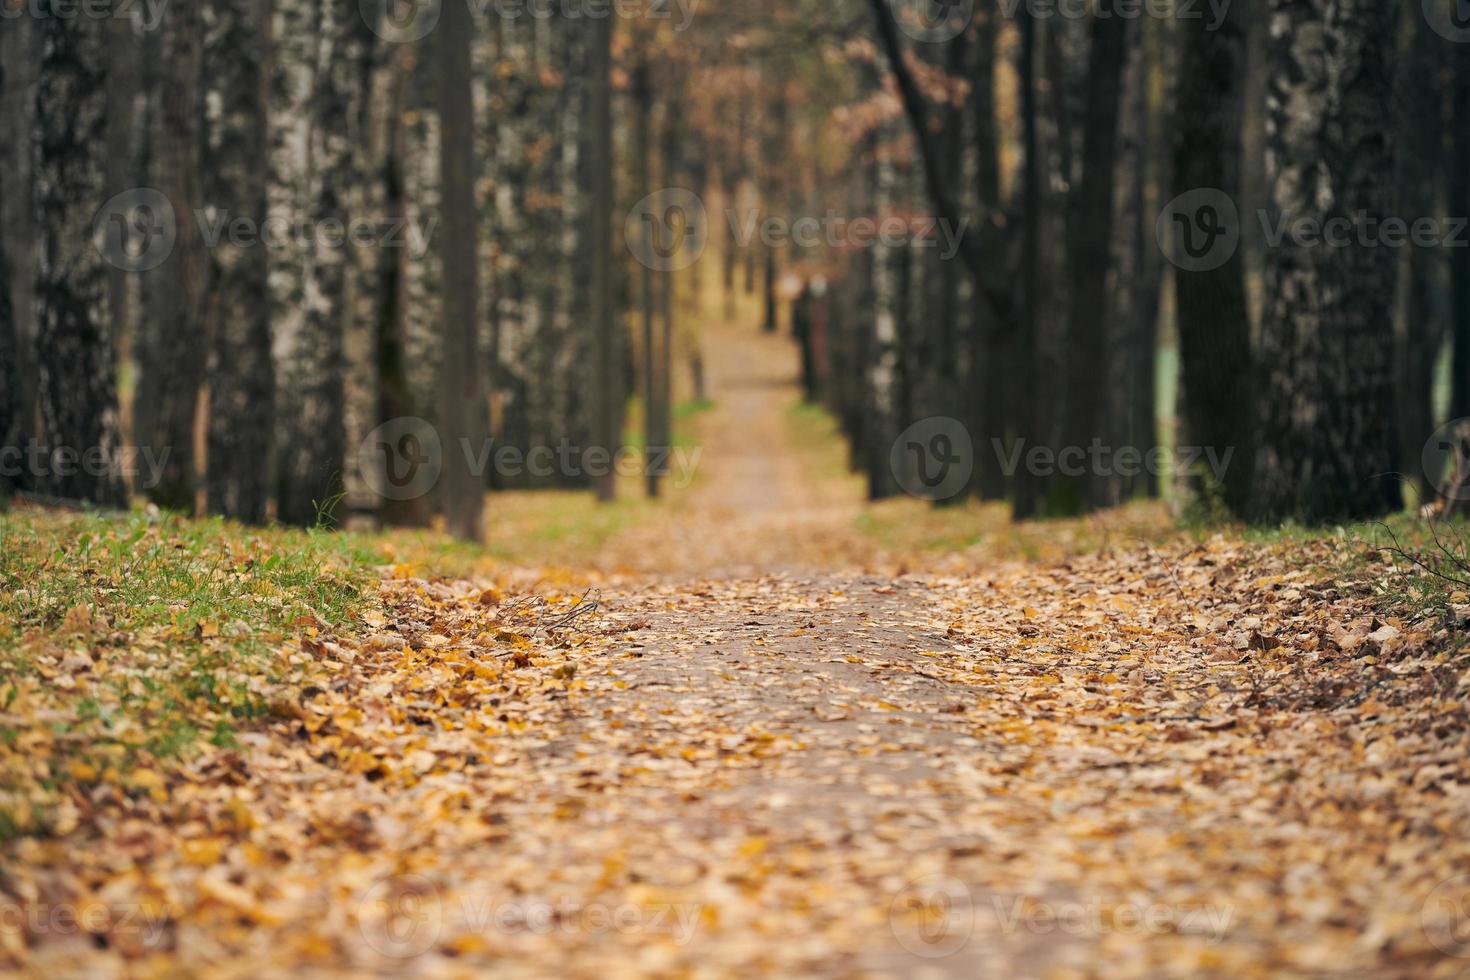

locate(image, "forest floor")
[[4, 313, 1470, 977]]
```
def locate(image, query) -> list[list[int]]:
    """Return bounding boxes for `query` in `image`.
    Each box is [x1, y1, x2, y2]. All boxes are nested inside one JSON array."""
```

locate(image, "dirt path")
[[598, 316, 869, 579]]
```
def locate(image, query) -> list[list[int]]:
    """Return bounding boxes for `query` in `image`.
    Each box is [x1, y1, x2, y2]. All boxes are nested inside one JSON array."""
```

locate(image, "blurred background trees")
[[0, 0, 1459, 536]]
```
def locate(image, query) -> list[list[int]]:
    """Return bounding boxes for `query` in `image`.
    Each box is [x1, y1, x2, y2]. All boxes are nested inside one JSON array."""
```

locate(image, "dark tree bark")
[[1011, 6, 1048, 521], [104, 15, 140, 402], [138, 0, 208, 512], [866, 0, 1013, 328], [1, 17, 37, 474], [374, 44, 432, 527], [437, 0, 486, 539], [632, 57, 659, 497], [1123, 19, 1165, 500], [33, 14, 127, 507], [1452, 45, 1470, 422], [760, 89, 786, 334], [1171, 0, 1254, 515], [0, 60, 15, 501], [722, 93, 747, 321], [204, 0, 275, 523], [657, 87, 680, 493], [972, 7, 1009, 502], [588, 9, 618, 503], [1058, 10, 1131, 512], [1254, 0, 1402, 523], [1396, 14, 1447, 506]]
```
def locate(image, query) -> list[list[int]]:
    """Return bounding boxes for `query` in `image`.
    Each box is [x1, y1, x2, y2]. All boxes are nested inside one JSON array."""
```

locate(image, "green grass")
[[1173, 509, 1470, 624], [0, 508, 373, 838]]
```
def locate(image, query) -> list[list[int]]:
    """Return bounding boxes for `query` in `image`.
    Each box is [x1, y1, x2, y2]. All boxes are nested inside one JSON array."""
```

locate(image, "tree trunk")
[[204, 0, 275, 524], [1058, 11, 1130, 513], [104, 16, 140, 413], [588, 10, 618, 503], [632, 58, 659, 497], [1396, 13, 1447, 506], [1, 17, 37, 476], [373, 45, 433, 527], [275, 0, 370, 527], [1171, 0, 1254, 515], [1125, 16, 1168, 500], [0, 60, 15, 501], [972, 7, 1009, 502], [657, 87, 681, 493], [137, 1, 207, 511], [33, 14, 127, 507], [1451, 45, 1470, 422], [1012, 7, 1047, 521], [760, 90, 786, 333], [1254, 0, 1401, 523], [437, 0, 486, 539]]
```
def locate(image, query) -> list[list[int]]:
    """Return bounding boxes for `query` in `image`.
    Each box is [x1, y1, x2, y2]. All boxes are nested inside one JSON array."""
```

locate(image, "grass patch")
[[0, 507, 372, 838]]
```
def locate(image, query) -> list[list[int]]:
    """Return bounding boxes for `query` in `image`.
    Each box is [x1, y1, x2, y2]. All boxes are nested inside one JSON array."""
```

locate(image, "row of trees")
[[0, 2, 640, 539], [791, 0, 1446, 524], [0, 0, 1457, 536]]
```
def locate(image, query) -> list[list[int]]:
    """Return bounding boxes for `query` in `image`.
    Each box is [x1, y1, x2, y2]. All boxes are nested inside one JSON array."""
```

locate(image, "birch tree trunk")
[[276, 0, 361, 527], [138, 0, 207, 512], [1254, 0, 1401, 523], [33, 14, 127, 507]]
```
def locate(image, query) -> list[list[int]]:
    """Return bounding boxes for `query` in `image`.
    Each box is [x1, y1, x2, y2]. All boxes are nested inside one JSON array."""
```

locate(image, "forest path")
[[595, 313, 872, 579]]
